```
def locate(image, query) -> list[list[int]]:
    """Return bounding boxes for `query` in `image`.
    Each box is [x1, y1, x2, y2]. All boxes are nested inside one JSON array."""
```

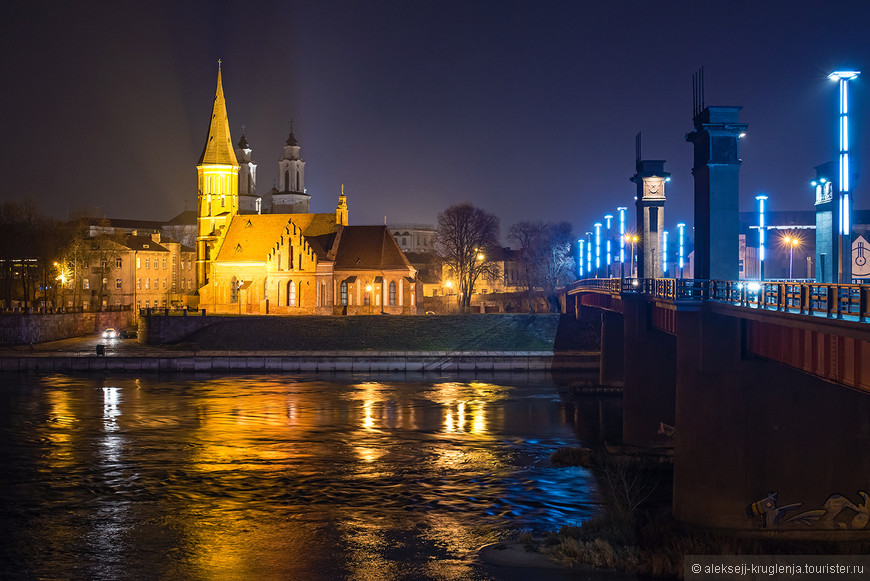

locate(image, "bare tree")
[[508, 220, 545, 313], [435, 202, 500, 313]]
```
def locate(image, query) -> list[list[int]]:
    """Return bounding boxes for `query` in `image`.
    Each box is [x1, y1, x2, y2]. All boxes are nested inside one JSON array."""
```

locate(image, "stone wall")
[[0, 310, 136, 345]]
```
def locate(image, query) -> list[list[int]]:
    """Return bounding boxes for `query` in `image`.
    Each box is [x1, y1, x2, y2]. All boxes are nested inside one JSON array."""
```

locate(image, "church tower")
[[196, 61, 240, 288], [336, 185, 349, 226], [271, 125, 311, 213], [235, 130, 260, 214]]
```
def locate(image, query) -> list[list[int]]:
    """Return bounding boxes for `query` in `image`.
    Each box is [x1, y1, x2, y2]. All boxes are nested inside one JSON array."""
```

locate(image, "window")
[[284, 170, 290, 190], [340, 281, 348, 306], [180, 260, 184, 270], [145, 278, 150, 290], [116, 279, 122, 290], [145, 258, 150, 269], [116, 257, 122, 268], [100, 259, 108, 270], [389, 281, 396, 306], [136, 257, 141, 269], [154, 278, 158, 290], [162, 258, 167, 270], [230, 277, 238, 303], [296, 172, 300, 191], [137, 278, 141, 290], [102, 277, 108, 287], [287, 280, 296, 307], [162, 278, 167, 289], [83, 279, 89, 290], [145, 300, 149, 308], [289, 249, 293, 269], [181, 279, 185, 290], [221, 195, 225, 208]]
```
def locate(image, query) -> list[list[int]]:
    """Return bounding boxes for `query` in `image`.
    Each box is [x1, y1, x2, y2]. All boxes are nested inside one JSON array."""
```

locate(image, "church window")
[[402, 237, 408, 247], [340, 282, 348, 306], [284, 170, 290, 191], [287, 281, 296, 307], [296, 171, 300, 191], [389, 281, 396, 306], [230, 277, 238, 303], [298, 254, 302, 270], [289, 250, 293, 270]]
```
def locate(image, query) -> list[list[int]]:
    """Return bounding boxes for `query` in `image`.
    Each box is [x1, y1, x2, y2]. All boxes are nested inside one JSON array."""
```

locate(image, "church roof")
[[286, 131, 298, 146], [198, 63, 239, 166], [333, 226, 413, 270], [237, 133, 250, 150], [215, 213, 338, 262]]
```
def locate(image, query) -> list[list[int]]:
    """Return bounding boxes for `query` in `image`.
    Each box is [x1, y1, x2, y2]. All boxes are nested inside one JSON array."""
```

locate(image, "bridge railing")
[[569, 278, 870, 322]]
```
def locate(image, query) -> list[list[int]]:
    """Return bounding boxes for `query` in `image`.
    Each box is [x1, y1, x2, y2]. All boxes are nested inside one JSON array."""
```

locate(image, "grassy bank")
[[171, 314, 600, 352]]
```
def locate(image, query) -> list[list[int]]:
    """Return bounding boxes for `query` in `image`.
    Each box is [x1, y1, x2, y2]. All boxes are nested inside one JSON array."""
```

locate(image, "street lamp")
[[756, 194, 768, 281], [782, 234, 801, 279], [625, 233, 639, 278], [677, 223, 686, 279], [617, 207, 627, 278], [604, 214, 613, 277], [829, 70, 860, 283], [594, 223, 602, 278], [366, 283, 373, 314]]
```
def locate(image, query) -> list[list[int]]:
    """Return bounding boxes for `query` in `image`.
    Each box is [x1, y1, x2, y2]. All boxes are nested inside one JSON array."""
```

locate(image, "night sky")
[[3, 0, 870, 240]]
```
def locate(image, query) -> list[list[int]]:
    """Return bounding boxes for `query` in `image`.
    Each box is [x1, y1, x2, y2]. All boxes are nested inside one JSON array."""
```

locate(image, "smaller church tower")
[[336, 185, 349, 226], [196, 61, 240, 289], [271, 125, 311, 213], [235, 130, 260, 214]]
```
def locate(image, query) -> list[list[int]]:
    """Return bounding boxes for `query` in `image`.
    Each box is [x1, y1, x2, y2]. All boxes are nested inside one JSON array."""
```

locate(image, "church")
[[194, 64, 420, 315]]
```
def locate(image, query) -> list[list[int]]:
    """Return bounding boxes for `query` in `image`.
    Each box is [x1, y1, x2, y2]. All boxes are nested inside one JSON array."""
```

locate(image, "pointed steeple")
[[198, 60, 238, 166]]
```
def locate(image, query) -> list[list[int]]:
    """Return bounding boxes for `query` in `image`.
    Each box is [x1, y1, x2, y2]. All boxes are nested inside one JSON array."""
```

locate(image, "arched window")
[[389, 281, 397, 306], [340, 281, 348, 306], [287, 280, 296, 306], [296, 171, 300, 191], [284, 170, 290, 191], [230, 277, 238, 303]]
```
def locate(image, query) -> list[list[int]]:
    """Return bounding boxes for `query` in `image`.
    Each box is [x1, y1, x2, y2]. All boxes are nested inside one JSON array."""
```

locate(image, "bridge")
[[565, 277, 870, 531]]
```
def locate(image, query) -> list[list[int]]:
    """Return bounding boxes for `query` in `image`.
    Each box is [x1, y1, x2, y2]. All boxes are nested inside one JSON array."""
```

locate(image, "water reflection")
[[0, 374, 614, 580]]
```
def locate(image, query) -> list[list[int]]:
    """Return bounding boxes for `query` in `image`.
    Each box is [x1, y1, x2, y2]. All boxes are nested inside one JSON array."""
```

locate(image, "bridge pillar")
[[599, 311, 624, 387], [630, 159, 669, 279], [622, 296, 676, 447]]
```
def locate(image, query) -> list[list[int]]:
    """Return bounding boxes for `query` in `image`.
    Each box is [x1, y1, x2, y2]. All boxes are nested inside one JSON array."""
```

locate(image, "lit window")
[[389, 281, 396, 306], [83, 279, 89, 290], [230, 277, 238, 303], [162, 278, 167, 289], [137, 278, 141, 290], [287, 280, 296, 306], [145, 258, 150, 269], [116, 279, 122, 290], [145, 278, 150, 289], [340, 281, 348, 306], [162, 258, 167, 270], [136, 257, 141, 269]]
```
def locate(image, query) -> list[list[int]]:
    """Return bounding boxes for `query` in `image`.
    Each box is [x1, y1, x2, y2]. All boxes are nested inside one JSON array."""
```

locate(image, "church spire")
[[198, 60, 238, 166]]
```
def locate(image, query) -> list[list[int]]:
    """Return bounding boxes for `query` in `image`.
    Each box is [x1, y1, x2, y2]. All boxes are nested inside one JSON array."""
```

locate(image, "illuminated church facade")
[[195, 64, 419, 314]]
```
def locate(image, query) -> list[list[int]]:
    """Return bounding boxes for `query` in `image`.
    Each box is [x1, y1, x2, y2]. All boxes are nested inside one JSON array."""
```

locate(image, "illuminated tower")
[[685, 105, 746, 280], [272, 123, 311, 213], [196, 61, 240, 289], [336, 185, 349, 226], [235, 130, 260, 214], [630, 157, 669, 279]]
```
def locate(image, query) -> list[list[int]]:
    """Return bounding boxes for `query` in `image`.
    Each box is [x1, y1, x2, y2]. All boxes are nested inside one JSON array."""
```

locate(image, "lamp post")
[[585, 232, 593, 277], [783, 235, 800, 279], [617, 207, 627, 279], [593, 223, 602, 278], [366, 284, 373, 314], [604, 214, 613, 278], [756, 194, 768, 281], [829, 70, 860, 283], [677, 223, 686, 279], [578, 239, 585, 278]]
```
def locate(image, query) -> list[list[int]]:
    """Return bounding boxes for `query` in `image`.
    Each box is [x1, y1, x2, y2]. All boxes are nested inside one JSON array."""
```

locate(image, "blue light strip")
[[618, 207, 626, 264], [578, 239, 585, 277]]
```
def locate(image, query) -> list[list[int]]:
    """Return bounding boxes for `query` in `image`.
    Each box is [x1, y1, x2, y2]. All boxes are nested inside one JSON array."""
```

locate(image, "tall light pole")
[[594, 223, 602, 278], [604, 214, 613, 278], [677, 223, 686, 279], [756, 194, 768, 281], [783, 235, 800, 279], [829, 70, 860, 283], [585, 231, 593, 277], [617, 207, 627, 278], [578, 239, 585, 278]]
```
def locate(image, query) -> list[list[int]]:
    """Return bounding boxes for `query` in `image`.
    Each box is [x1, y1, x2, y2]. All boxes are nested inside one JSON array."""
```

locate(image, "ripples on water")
[[0, 373, 620, 580]]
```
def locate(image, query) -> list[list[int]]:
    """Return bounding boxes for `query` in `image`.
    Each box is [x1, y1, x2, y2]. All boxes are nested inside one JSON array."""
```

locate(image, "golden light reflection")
[[45, 389, 75, 468]]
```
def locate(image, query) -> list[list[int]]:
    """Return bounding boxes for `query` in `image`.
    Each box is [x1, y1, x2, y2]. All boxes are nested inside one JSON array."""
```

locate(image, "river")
[[0, 373, 621, 580]]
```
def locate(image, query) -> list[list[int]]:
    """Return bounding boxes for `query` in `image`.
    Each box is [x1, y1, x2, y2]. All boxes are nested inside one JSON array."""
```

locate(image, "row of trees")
[[434, 202, 575, 313], [0, 201, 124, 310]]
